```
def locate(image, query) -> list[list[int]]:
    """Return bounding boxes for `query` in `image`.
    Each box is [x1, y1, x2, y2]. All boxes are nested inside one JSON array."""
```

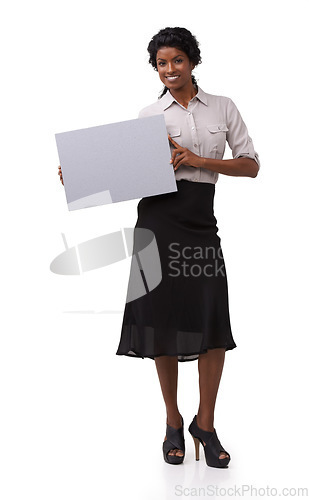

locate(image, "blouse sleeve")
[[138, 108, 147, 118], [226, 97, 260, 170]]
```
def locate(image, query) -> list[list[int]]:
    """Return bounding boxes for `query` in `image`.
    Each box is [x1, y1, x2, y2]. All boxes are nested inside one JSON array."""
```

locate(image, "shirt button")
[[194, 143, 198, 147], [191, 126, 195, 130]]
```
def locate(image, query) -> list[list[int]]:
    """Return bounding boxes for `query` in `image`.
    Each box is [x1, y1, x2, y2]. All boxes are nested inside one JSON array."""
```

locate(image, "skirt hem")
[[116, 343, 237, 362]]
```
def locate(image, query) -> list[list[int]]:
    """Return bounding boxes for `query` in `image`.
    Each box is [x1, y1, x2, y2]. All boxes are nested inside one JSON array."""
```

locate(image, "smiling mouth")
[[166, 75, 180, 81]]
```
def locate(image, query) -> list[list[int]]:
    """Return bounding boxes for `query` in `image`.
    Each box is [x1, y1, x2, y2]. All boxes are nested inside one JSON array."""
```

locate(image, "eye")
[[175, 58, 183, 63], [157, 61, 166, 66]]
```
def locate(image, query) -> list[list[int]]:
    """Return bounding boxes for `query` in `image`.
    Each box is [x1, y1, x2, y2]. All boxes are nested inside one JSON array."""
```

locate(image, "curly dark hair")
[[147, 27, 202, 98]]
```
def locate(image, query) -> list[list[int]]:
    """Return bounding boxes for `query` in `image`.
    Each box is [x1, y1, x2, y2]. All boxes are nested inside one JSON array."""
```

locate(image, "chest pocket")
[[168, 128, 181, 138], [206, 123, 229, 155], [167, 128, 181, 152]]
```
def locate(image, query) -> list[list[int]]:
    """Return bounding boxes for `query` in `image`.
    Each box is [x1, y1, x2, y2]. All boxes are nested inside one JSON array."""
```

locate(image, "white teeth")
[[167, 76, 179, 80]]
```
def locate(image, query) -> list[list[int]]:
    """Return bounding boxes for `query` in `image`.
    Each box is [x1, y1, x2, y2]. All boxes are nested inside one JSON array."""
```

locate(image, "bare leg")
[[154, 355, 183, 457], [197, 348, 229, 459]]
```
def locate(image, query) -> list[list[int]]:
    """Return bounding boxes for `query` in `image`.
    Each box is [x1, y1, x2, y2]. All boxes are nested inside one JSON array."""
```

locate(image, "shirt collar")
[[159, 85, 208, 110]]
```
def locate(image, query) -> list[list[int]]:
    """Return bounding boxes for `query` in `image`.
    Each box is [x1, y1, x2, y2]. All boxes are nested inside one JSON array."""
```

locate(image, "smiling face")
[[156, 46, 195, 93]]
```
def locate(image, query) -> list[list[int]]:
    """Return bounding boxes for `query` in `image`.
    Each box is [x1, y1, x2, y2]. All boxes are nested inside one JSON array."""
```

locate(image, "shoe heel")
[[192, 436, 200, 461]]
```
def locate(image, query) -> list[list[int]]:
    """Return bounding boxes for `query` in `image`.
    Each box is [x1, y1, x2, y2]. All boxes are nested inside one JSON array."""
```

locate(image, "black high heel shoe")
[[163, 416, 185, 465], [188, 415, 230, 468]]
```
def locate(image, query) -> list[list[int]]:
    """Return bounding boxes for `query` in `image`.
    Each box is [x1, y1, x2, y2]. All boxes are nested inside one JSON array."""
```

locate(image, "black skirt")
[[116, 179, 236, 362]]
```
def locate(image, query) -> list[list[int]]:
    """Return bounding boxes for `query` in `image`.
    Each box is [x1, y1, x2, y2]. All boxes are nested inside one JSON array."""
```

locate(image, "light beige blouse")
[[138, 86, 260, 184]]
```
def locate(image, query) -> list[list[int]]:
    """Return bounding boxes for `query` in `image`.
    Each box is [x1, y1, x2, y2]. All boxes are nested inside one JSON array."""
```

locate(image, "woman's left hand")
[[168, 135, 203, 171]]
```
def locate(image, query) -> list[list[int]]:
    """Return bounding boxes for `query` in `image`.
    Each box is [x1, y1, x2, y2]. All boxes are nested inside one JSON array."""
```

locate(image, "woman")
[[58, 27, 260, 468], [116, 26, 260, 468]]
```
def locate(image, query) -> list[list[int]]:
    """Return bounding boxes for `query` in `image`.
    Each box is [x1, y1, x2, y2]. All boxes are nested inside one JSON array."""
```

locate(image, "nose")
[[166, 61, 176, 74]]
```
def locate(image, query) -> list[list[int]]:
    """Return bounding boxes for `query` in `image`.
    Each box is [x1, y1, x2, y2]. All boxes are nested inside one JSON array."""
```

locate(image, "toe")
[[165, 437, 176, 456], [164, 436, 183, 457]]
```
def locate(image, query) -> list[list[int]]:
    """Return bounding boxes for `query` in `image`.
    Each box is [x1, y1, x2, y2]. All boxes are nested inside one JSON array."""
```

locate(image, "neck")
[[169, 82, 198, 109]]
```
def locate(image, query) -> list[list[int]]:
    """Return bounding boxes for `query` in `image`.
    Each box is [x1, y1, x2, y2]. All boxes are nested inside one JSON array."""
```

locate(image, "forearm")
[[168, 136, 259, 178], [197, 156, 259, 178]]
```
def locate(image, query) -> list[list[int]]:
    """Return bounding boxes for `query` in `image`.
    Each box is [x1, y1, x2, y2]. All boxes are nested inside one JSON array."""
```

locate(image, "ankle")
[[166, 411, 182, 428], [196, 412, 214, 432]]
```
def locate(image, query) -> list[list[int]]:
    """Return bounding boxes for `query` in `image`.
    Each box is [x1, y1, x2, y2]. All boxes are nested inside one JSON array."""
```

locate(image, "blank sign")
[[55, 114, 177, 211]]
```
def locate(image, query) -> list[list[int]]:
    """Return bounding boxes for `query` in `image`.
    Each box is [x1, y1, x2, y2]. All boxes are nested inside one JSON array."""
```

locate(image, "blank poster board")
[[55, 114, 177, 211]]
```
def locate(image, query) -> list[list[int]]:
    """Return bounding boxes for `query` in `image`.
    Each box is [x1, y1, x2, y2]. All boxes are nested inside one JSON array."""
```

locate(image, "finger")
[[173, 150, 186, 165], [170, 148, 180, 163], [170, 150, 181, 165], [170, 144, 185, 164], [168, 134, 180, 149], [173, 153, 186, 170]]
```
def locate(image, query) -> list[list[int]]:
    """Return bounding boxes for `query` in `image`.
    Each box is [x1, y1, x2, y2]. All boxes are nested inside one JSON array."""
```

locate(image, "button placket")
[[187, 110, 200, 182], [187, 112, 199, 152]]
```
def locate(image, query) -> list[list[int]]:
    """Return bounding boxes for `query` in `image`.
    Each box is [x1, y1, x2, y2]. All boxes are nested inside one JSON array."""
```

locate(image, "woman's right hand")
[[58, 165, 64, 185]]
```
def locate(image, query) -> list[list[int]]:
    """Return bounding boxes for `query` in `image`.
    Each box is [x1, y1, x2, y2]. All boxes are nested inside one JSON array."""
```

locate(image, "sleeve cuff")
[[234, 152, 260, 170]]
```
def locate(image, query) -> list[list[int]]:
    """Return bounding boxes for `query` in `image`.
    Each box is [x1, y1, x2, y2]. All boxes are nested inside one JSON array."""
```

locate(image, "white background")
[[1, 0, 309, 498]]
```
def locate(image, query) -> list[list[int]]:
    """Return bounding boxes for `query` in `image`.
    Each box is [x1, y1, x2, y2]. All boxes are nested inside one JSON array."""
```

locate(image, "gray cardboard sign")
[[55, 114, 177, 210]]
